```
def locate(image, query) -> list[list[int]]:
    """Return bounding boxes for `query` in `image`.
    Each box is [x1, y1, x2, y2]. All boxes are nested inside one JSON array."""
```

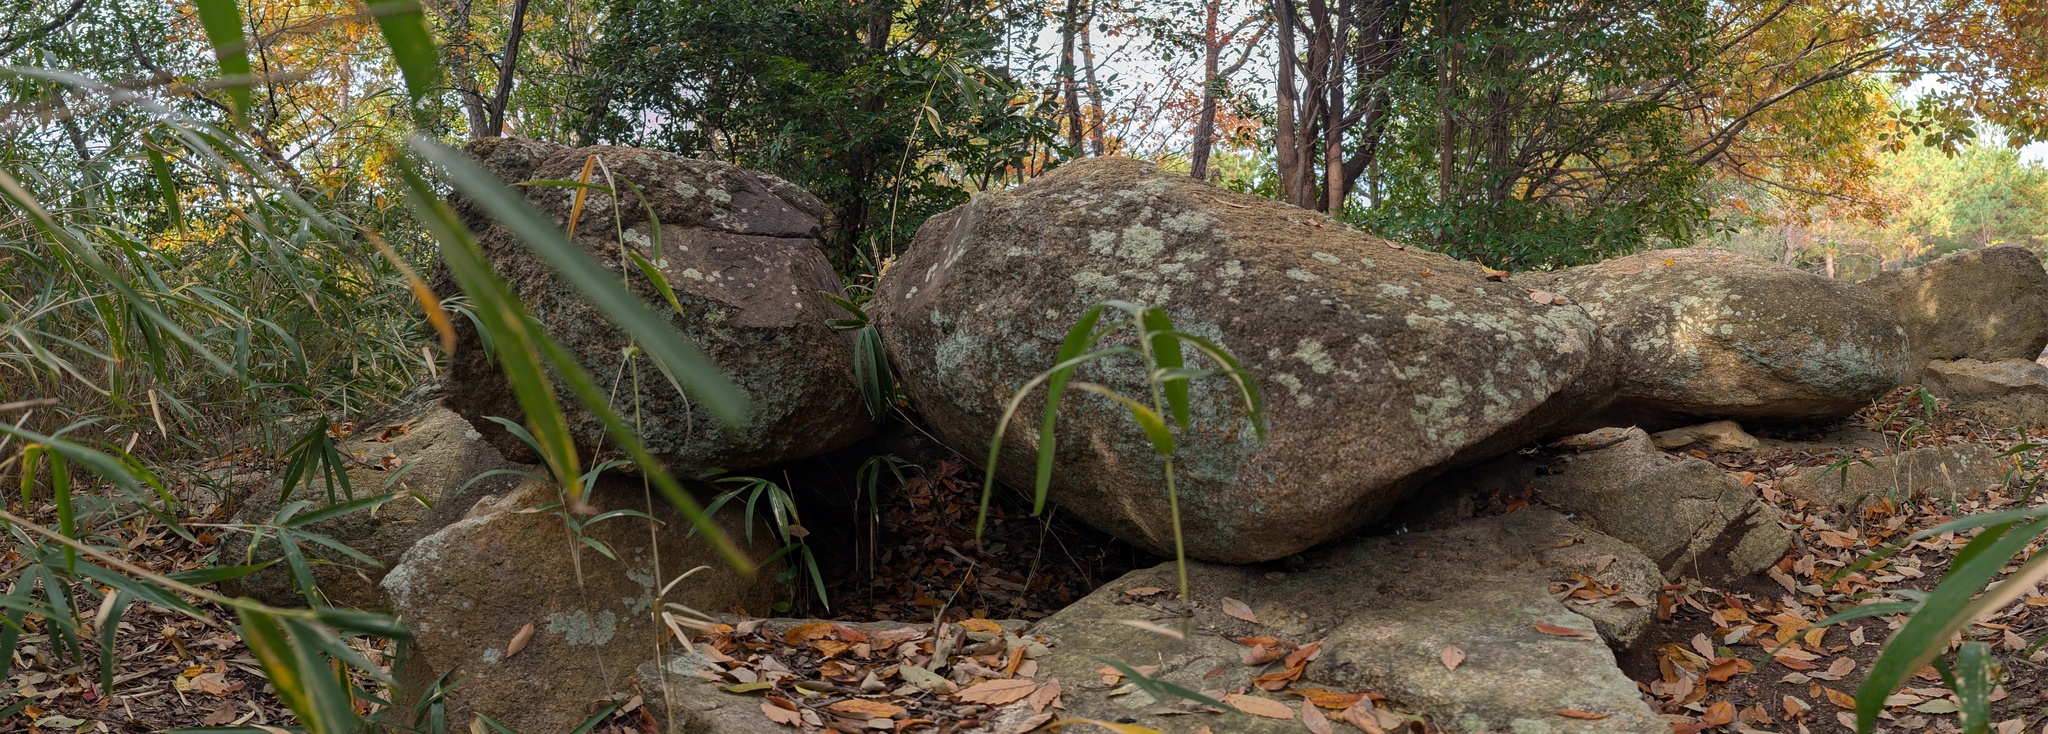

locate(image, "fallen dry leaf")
[[1440, 645, 1466, 671], [1703, 701, 1735, 727], [1221, 597, 1259, 624], [826, 699, 905, 719], [1030, 677, 1063, 713], [1293, 688, 1367, 710], [1555, 709, 1610, 720], [959, 618, 1005, 635], [1224, 693, 1295, 720], [957, 678, 1037, 706], [1823, 688, 1857, 710], [1533, 622, 1596, 640], [760, 700, 801, 727], [1341, 704, 1384, 734], [1302, 698, 1335, 734], [505, 622, 535, 660]]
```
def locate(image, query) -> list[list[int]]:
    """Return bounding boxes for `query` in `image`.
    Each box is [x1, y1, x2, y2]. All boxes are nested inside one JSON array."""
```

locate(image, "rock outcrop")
[[1545, 248, 1909, 430], [1535, 428, 1790, 582], [443, 138, 875, 477], [1924, 358, 2048, 428], [220, 399, 527, 610], [1026, 510, 1663, 733], [384, 475, 781, 733], [873, 156, 1609, 563], [1782, 443, 2010, 510], [1864, 245, 2048, 379]]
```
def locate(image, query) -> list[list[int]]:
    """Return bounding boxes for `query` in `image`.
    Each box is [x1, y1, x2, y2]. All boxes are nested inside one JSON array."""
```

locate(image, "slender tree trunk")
[[1060, 0, 1084, 153], [1436, 0, 1455, 210], [1275, 0, 1301, 206], [1190, 0, 1222, 179], [440, 0, 490, 139], [485, 0, 533, 137], [1080, 11, 1106, 156], [1323, 0, 1350, 212]]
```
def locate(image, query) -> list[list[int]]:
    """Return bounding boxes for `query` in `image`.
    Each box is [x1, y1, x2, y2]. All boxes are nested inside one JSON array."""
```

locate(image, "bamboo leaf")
[[1036, 304, 1105, 513], [364, 0, 443, 105], [192, 0, 252, 119], [1072, 382, 1175, 456], [1141, 308, 1190, 429]]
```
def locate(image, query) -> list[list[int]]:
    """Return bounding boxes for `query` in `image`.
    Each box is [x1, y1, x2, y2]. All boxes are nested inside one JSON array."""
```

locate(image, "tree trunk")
[[439, 0, 491, 139], [1190, 0, 1222, 179], [1060, 0, 1084, 153], [1323, 0, 1350, 212], [1080, 11, 1106, 156], [1275, 0, 1302, 206], [1436, 0, 1455, 211], [485, 0, 534, 137]]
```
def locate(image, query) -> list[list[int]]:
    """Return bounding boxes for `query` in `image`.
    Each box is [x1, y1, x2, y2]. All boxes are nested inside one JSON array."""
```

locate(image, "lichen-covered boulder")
[[220, 396, 527, 610], [1535, 428, 1790, 582], [1925, 358, 2048, 427], [442, 138, 874, 476], [1783, 443, 2011, 510], [384, 475, 781, 733], [1026, 510, 1663, 734], [1864, 246, 2048, 379], [872, 157, 1609, 563], [1546, 248, 1909, 430]]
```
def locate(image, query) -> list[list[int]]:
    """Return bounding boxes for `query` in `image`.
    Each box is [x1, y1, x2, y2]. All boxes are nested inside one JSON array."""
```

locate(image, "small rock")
[[1863, 245, 2048, 380], [1021, 510, 1664, 734], [1923, 358, 2048, 428], [220, 398, 527, 610], [1650, 420, 1760, 453], [1536, 428, 1790, 583], [1783, 443, 2012, 510], [1547, 248, 1910, 430], [383, 474, 782, 733]]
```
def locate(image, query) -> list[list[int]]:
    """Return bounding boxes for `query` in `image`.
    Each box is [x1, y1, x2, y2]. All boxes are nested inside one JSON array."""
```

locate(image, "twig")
[[0, 398, 57, 413]]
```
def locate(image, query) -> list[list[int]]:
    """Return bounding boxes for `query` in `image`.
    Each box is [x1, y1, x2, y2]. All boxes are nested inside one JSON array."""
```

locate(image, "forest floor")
[[2, 391, 2044, 733]]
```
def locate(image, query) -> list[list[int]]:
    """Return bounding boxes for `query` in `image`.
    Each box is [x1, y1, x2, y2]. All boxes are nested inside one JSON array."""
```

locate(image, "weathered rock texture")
[[1783, 443, 2011, 510], [220, 399, 526, 610], [384, 475, 781, 733], [1546, 248, 1909, 430], [1924, 358, 2048, 428], [442, 138, 874, 477], [1650, 420, 1760, 453], [1536, 428, 1790, 582], [1863, 245, 2048, 379], [873, 156, 1609, 563], [1026, 510, 1663, 734]]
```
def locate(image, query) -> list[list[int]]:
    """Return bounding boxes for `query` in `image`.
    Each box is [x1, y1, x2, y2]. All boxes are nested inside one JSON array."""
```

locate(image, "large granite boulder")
[[872, 157, 1610, 563], [219, 398, 527, 610], [1924, 358, 2048, 428], [1535, 427, 1791, 582], [442, 138, 874, 477], [383, 475, 782, 733], [1864, 246, 2048, 379], [1545, 248, 1910, 430]]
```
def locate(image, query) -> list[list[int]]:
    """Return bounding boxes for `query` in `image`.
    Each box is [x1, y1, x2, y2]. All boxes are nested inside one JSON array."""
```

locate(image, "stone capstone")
[[1923, 358, 2048, 428], [1782, 443, 2011, 511], [873, 156, 1611, 563]]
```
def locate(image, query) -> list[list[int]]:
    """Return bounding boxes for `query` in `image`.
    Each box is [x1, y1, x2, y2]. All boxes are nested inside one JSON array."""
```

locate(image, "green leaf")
[[192, 0, 252, 119], [1141, 308, 1190, 429], [166, 560, 282, 586], [1073, 382, 1175, 456], [1036, 304, 1105, 512], [145, 140, 186, 234], [363, 0, 443, 105], [1952, 641, 1993, 734], [1098, 658, 1226, 709], [407, 136, 750, 426]]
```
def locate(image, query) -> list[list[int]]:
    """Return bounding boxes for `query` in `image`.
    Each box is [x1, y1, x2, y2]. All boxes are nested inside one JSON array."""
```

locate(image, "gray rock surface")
[[1546, 248, 1909, 430], [1782, 443, 2011, 510], [873, 156, 1611, 563], [1864, 245, 2048, 379], [1924, 358, 2048, 428], [1026, 510, 1663, 733], [384, 474, 782, 733], [219, 399, 527, 610], [1651, 420, 1760, 453], [443, 138, 874, 477], [1536, 428, 1791, 582]]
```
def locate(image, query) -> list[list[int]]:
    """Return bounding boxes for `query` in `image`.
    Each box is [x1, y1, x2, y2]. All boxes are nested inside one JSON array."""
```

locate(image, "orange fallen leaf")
[[1823, 688, 1857, 710], [1533, 622, 1596, 640], [1303, 698, 1335, 734], [959, 618, 1004, 636], [827, 699, 905, 719], [782, 621, 836, 645], [1292, 688, 1367, 710], [1224, 693, 1295, 720], [505, 622, 535, 660], [1703, 701, 1735, 727], [957, 678, 1037, 705], [1341, 704, 1385, 734], [1556, 709, 1610, 720], [760, 700, 801, 727], [1029, 677, 1063, 713]]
